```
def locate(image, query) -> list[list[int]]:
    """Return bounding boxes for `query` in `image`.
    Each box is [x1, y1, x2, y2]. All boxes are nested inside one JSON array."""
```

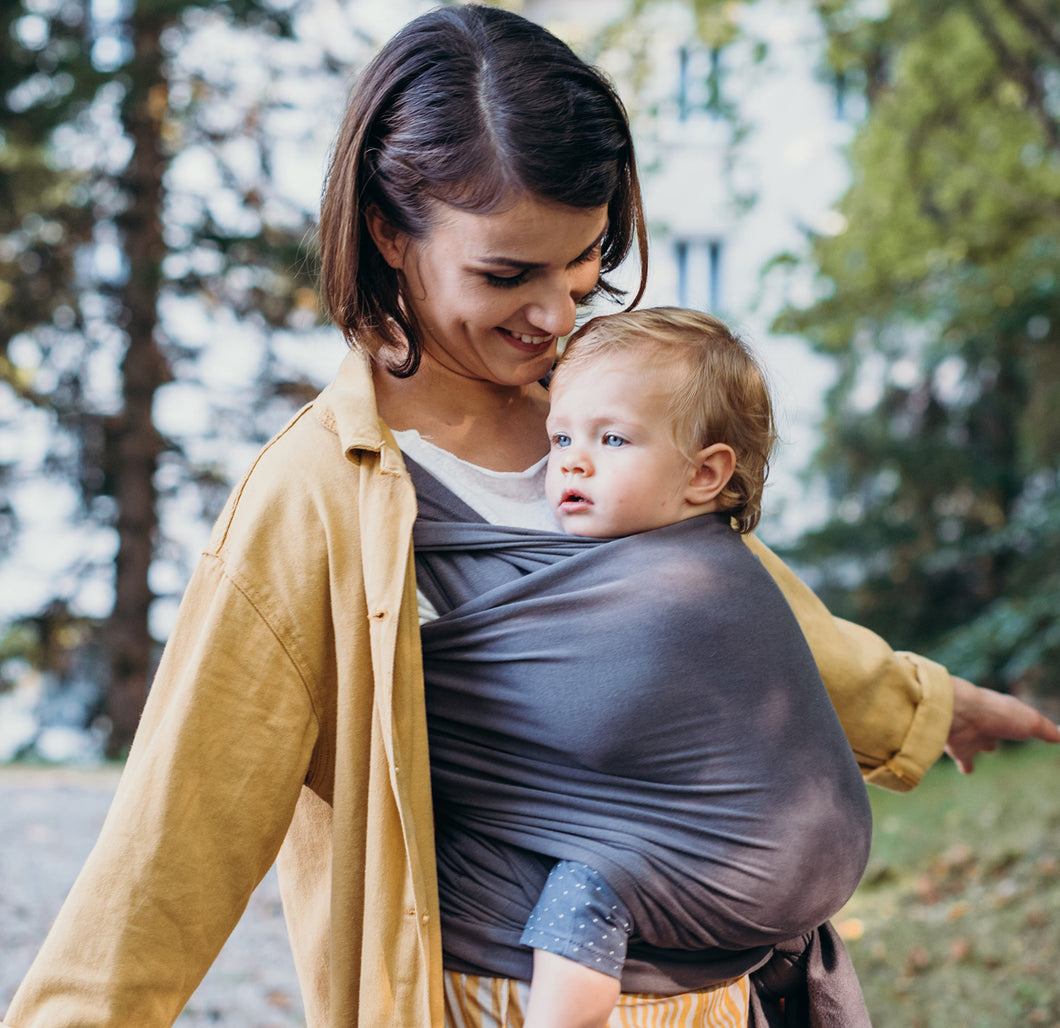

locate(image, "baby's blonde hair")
[[554, 307, 776, 534]]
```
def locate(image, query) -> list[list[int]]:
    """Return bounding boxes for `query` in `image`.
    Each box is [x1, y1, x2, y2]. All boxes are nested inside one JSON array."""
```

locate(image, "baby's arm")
[[524, 949, 620, 1028], [520, 860, 631, 1028]]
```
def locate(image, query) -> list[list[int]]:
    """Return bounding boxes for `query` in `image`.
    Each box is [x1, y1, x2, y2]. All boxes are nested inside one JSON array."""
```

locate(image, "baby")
[[520, 307, 852, 1026]]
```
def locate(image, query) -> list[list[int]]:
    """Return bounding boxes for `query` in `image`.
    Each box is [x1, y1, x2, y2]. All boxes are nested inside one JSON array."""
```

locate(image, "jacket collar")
[[316, 346, 405, 474]]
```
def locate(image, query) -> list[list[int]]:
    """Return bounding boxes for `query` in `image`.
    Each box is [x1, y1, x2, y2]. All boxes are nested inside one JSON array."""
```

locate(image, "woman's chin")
[[495, 354, 557, 387]]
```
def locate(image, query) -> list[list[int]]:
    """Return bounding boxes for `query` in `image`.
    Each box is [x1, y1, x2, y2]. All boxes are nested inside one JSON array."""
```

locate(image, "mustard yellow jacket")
[[3, 348, 953, 1028]]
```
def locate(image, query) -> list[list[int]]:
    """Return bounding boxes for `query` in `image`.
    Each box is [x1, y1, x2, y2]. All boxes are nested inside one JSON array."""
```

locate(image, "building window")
[[677, 45, 725, 120], [674, 238, 723, 311], [830, 67, 867, 122], [833, 69, 848, 120]]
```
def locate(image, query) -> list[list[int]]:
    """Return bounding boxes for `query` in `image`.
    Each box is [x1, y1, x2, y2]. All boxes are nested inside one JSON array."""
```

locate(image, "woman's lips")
[[500, 328, 555, 354]]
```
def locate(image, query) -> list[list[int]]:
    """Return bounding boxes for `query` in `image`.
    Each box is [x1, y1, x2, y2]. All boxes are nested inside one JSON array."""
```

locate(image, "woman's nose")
[[525, 274, 580, 338]]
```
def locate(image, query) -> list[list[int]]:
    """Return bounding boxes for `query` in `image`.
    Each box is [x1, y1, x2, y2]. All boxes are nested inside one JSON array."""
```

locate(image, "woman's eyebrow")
[[477, 255, 543, 270], [475, 229, 608, 271]]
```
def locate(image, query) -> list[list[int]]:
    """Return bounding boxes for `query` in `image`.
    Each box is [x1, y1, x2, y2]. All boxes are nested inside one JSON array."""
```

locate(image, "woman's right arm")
[[3, 534, 320, 1027]]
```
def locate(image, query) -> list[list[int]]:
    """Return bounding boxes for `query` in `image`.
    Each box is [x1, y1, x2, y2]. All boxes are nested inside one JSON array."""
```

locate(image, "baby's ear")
[[685, 443, 736, 506]]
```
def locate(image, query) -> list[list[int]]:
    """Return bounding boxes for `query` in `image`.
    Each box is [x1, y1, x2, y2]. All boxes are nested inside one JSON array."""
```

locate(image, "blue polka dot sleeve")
[[519, 860, 633, 980]]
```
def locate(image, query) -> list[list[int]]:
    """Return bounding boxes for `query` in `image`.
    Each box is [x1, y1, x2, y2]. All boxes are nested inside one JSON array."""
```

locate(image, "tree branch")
[[967, 0, 1060, 153], [1001, 0, 1060, 64]]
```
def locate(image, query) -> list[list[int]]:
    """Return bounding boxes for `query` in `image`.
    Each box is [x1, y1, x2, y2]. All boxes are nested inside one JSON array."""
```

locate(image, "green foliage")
[[0, 605, 98, 686], [1, 1, 337, 530], [932, 472, 1060, 692], [628, 0, 742, 49], [1, 3, 100, 401], [2, 0, 321, 545], [774, 0, 1060, 695]]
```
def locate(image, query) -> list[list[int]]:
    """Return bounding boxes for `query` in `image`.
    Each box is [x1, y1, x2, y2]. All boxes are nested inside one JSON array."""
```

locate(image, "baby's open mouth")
[[560, 489, 590, 505]]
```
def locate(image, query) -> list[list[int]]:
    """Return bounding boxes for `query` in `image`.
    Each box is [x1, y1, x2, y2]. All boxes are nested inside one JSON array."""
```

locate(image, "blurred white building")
[[521, 0, 857, 536]]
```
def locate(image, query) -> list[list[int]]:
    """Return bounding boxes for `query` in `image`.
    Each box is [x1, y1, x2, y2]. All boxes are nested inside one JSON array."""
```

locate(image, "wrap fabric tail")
[[749, 922, 872, 1027]]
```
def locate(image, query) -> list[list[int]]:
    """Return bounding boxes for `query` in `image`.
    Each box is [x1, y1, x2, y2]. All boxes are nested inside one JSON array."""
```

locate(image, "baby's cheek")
[[543, 464, 561, 506]]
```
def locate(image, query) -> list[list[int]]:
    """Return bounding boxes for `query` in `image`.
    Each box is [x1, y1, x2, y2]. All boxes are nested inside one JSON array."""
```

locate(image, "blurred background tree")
[[0, 0, 364, 755], [771, 0, 1060, 704]]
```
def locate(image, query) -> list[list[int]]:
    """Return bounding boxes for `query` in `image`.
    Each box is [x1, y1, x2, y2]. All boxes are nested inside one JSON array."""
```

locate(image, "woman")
[[4, 6, 1056, 1028]]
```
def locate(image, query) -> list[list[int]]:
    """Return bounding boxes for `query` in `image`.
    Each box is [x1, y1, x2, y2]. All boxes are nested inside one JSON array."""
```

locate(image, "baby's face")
[[545, 352, 696, 537]]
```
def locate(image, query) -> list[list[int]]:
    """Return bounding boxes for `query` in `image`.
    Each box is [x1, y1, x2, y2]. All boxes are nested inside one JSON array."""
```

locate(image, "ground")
[[0, 764, 305, 1027], [3, 745, 1059, 1027]]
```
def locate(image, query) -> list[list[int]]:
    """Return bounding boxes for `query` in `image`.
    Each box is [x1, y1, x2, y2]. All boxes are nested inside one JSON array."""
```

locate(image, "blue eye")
[[603, 434, 626, 447], [552, 433, 571, 448]]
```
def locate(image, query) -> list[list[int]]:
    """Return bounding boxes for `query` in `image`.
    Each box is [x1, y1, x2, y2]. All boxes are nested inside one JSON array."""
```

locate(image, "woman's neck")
[[372, 357, 550, 473]]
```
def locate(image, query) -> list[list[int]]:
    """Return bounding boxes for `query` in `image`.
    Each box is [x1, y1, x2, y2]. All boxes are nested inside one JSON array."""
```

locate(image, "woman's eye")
[[603, 434, 626, 447], [484, 271, 528, 289], [570, 243, 601, 268], [551, 433, 571, 448]]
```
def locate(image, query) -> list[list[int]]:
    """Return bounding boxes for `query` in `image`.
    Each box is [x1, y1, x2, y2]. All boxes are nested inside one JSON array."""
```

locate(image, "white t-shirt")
[[391, 429, 559, 623]]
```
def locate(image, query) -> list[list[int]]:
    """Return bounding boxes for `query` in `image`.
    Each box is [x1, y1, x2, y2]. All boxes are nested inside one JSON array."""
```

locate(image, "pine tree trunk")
[[105, 12, 170, 758]]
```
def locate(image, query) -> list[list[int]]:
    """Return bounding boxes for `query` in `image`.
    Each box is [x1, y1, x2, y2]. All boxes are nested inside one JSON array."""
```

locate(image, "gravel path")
[[0, 765, 305, 1026]]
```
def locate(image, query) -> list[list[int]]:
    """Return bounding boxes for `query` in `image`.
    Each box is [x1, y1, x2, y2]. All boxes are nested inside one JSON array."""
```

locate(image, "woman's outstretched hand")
[[945, 675, 1060, 773]]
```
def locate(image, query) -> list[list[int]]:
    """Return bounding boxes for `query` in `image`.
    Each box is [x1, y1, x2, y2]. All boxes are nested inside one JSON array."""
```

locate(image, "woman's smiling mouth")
[[501, 328, 555, 353]]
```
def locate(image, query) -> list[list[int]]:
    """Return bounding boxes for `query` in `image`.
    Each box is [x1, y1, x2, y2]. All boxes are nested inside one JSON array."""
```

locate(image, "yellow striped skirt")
[[443, 971, 749, 1027]]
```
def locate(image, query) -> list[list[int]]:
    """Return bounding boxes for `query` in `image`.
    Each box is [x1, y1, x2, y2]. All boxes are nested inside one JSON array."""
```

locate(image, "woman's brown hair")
[[318, 3, 648, 376]]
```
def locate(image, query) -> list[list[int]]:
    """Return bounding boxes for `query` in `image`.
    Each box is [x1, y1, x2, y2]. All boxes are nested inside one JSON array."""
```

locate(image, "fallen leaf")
[[837, 918, 865, 941], [915, 875, 941, 905], [904, 947, 932, 975]]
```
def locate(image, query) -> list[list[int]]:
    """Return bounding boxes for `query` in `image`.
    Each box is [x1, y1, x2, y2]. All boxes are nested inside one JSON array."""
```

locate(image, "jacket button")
[[370, 609, 388, 621]]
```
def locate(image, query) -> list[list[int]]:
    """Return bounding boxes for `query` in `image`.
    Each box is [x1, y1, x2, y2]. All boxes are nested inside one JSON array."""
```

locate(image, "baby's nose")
[[562, 450, 592, 475]]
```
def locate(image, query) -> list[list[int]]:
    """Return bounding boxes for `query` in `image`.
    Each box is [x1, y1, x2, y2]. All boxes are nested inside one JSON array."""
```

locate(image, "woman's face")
[[372, 194, 609, 387]]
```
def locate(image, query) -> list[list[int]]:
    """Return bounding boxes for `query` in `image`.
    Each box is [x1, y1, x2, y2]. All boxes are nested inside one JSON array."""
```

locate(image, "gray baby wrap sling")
[[408, 457, 873, 1021]]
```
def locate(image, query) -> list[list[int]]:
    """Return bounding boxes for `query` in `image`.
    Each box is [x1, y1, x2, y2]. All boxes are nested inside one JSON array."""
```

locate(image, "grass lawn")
[[837, 742, 1060, 1027]]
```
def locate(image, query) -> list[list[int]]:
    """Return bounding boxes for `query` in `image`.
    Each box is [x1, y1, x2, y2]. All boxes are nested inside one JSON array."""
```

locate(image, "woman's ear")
[[364, 205, 408, 270], [685, 443, 736, 507]]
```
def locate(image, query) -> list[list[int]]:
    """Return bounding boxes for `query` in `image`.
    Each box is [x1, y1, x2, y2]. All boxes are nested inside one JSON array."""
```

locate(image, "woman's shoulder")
[[214, 404, 345, 528], [207, 390, 410, 571], [215, 350, 401, 523]]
